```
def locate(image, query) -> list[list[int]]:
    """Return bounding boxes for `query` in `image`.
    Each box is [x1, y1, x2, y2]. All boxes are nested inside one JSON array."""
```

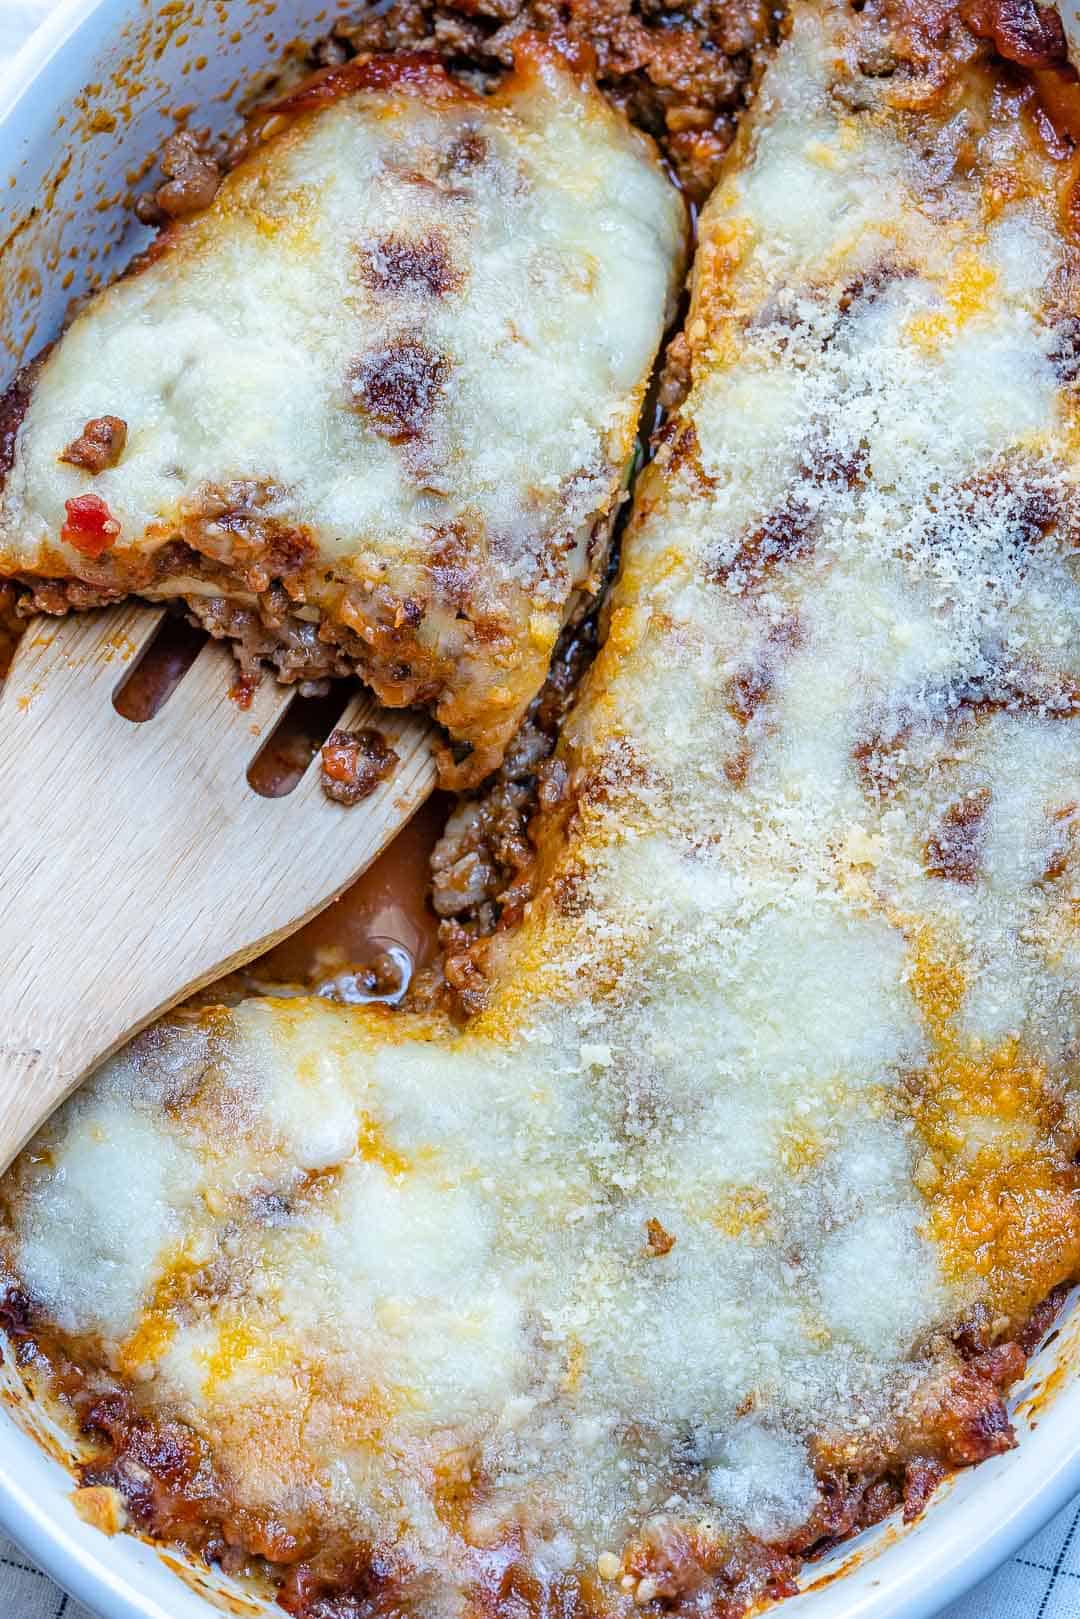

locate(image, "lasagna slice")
[[0, 38, 685, 784], [5, 2, 1080, 1617]]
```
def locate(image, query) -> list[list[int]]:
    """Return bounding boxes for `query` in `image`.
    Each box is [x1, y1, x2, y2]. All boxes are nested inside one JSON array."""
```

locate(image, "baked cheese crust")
[[4, 2, 1080, 1615], [0, 38, 685, 784]]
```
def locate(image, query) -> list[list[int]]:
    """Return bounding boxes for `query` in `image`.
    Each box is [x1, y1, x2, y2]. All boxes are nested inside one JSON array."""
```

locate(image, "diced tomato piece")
[[61, 493, 121, 558], [228, 673, 258, 711], [321, 740, 357, 783]]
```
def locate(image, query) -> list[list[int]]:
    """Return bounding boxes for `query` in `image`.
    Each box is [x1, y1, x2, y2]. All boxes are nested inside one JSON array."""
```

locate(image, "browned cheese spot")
[[59, 415, 128, 473], [853, 718, 912, 798], [922, 472, 1060, 555], [837, 262, 907, 317], [722, 617, 803, 786], [925, 788, 991, 883], [551, 869, 588, 918], [1043, 800, 1079, 880], [1048, 315, 1080, 383], [711, 497, 816, 588], [429, 524, 486, 616], [727, 661, 773, 728], [356, 231, 464, 298], [856, 664, 1080, 799], [726, 616, 803, 728], [347, 341, 451, 443], [446, 130, 488, 172]]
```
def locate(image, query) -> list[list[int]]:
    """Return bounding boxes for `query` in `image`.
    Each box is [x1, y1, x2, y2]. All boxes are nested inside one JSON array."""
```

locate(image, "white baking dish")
[[2, 3, 1080, 1616]]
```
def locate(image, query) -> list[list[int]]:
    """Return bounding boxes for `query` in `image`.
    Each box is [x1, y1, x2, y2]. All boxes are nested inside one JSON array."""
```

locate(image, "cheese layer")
[[0, 40, 684, 780], [5, 3, 1080, 1616]]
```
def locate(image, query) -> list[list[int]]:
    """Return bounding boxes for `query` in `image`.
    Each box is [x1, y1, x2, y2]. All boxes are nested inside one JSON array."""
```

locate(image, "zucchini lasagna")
[[0, 37, 685, 784], [5, 0, 1080, 1616]]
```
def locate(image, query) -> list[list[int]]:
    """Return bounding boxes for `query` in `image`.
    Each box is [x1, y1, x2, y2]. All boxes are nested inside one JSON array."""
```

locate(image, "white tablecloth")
[[1, 2, 1079, 1615]]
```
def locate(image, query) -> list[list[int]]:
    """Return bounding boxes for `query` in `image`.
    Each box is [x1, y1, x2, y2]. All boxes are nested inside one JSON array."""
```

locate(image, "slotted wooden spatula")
[[0, 603, 437, 1168]]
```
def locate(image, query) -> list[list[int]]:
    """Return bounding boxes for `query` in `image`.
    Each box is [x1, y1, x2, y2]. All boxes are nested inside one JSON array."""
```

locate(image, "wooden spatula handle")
[[0, 944, 138, 1166], [0, 1047, 70, 1164]]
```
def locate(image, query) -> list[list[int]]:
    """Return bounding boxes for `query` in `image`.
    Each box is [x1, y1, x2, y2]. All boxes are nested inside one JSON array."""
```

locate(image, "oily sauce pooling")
[[254, 794, 448, 997]]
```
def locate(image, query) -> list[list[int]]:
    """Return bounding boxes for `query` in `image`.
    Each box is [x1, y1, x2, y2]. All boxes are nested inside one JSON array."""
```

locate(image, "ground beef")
[[317, 0, 778, 200], [414, 602, 602, 1015], [59, 414, 128, 473], [135, 131, 222, 224], [184, 594, 354, 690], [320, 727, 399, 805], [127, 1, 775, 210], [429, 729, 547, 921], [657, 329, 694, 414], [13, 575, 126, 616]]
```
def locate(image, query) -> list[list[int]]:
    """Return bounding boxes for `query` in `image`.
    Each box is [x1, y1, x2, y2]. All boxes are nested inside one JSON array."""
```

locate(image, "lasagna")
[[0, 37, 685, 784], [5, 1, 1080, 1616]]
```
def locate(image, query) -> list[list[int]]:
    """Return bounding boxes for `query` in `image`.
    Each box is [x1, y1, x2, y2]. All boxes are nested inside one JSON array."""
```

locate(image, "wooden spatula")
[[0, 603, 437, 1169]]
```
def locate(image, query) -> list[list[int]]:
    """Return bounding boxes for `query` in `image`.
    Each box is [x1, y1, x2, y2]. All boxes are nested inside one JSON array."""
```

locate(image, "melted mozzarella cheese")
[[6, 3, 1080, 1612], [0, 39, 684, 776]]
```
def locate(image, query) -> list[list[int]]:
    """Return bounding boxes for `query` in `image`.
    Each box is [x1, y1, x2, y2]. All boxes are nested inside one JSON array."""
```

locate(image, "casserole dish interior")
[[2, 4, 1080, 1618]]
